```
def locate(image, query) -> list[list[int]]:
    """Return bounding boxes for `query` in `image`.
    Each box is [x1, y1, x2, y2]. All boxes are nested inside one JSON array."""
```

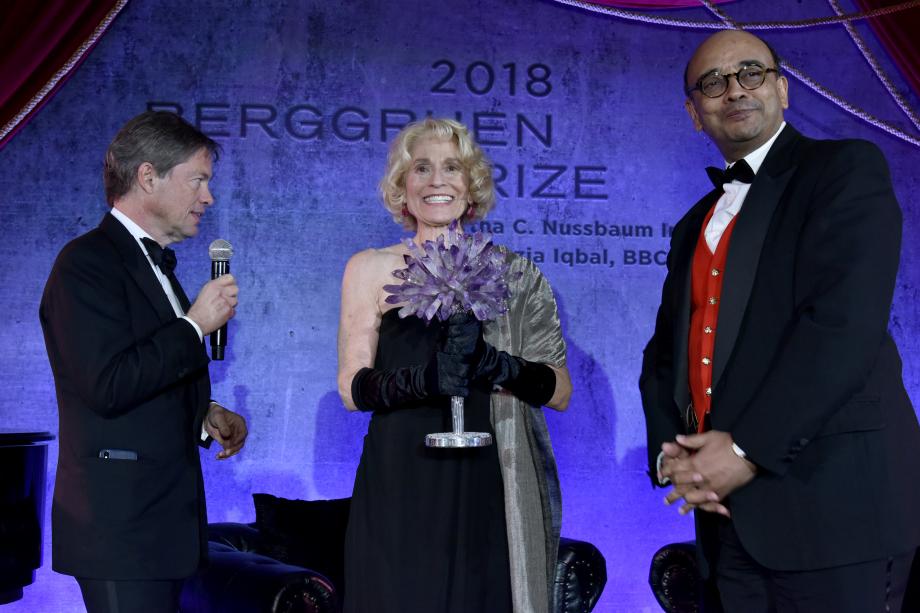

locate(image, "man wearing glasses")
[[641, 29, 920, 611]]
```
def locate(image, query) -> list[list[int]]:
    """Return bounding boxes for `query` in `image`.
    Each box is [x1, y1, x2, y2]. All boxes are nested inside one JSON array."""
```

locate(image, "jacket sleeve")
[[39, 241, 210, 418], [640, 233, 687, 485], [731, 140, 902, 475]]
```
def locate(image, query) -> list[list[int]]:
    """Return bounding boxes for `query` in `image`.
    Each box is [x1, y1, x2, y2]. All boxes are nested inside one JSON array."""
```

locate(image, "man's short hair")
[[103, 111, 219, 205], [683, 33, 783, 95]]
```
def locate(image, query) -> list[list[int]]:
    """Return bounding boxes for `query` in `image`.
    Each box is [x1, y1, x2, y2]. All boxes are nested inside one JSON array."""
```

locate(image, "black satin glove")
[[422, 311, 482, 398], [350, 357, 472, 413], [441, 311, 484, 358], [350, 314, 481, 412], [473, 343, 557, 407], [424, 349, 475, 398]]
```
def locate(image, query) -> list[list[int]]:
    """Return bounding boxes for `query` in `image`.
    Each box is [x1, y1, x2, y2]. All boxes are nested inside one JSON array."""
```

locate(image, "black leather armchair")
[[180, 523, 337, 613], [180, 496, 607, 613], [554, 536, 609, 612], [647, 542, 719, 613]]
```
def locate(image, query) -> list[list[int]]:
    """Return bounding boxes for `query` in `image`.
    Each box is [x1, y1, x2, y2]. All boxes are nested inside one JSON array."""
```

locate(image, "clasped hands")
[[659, 430, 757, 518]]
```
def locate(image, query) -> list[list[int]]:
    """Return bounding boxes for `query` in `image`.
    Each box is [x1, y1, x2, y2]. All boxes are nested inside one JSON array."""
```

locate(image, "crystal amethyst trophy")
[[383, 222, 513, 448]]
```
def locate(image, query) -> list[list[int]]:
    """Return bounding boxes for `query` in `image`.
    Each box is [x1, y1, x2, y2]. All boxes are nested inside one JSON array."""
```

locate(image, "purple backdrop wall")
[[2, 0, 919, 611]]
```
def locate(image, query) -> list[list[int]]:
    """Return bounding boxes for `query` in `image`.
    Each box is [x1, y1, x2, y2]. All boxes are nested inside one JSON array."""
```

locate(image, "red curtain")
[[855, 0, 920, 99], [0, 0, 125, 149]]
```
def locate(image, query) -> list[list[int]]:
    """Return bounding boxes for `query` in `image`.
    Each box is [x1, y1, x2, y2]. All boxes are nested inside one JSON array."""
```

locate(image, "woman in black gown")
[[337, 118, 572, 613]]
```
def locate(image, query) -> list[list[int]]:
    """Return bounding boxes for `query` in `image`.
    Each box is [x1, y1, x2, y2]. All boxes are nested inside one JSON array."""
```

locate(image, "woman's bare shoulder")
[[342, 245, 411, 298]]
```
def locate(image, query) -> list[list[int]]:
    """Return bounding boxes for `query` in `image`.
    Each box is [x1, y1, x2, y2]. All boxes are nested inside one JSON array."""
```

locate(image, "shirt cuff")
[[201, 401, 216, 442], [181, 315, 204, 342], [656, 450, 671, 485], [731, 442, 747, 460]]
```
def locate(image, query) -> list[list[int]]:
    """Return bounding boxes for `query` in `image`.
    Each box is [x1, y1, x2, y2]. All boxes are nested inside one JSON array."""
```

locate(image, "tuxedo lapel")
[[99, 213, 178, 325], [168, 274, 192, 312], [712, 126, 802, 388]]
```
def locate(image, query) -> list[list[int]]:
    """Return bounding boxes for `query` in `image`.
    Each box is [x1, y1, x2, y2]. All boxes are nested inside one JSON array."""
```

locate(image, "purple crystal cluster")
[[384, 222, 515, 322]]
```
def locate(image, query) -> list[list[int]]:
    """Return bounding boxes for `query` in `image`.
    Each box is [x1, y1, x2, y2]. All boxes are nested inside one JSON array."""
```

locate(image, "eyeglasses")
[[687, 65, 780, 98]]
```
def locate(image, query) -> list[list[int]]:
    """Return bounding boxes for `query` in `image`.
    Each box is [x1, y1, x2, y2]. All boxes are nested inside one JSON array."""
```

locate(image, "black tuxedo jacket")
[[641, 125, 920, 571], [40, 212, 212, 580]]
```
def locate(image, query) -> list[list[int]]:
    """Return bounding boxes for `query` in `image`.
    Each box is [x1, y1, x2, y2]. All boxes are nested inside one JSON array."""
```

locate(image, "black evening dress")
[[344, 310, 512, 613]]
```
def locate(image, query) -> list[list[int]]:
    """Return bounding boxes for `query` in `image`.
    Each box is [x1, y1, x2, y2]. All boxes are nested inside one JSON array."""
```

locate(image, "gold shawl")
[[485, 251, 567, 613]]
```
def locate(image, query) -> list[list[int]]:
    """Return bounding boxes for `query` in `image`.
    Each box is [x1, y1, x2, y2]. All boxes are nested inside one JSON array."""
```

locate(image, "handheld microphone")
[[208, 239, 233, 360]]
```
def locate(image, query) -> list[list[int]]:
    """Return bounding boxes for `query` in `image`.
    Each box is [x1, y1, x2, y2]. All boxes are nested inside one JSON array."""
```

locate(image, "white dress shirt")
[[704, 122, 787, 251], [110, 207, 203, 340]]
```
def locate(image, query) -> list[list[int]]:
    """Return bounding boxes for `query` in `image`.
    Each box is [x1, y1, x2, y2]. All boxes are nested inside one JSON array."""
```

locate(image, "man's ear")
[[684, 97, 703, 132], [136, 162, 156, 194], [778, 75, 789, 110]]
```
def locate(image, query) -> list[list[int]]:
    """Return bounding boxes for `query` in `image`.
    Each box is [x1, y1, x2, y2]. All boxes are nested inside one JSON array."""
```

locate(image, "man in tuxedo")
[[40, 111, 247, 613], [641, 30, 920, 611]]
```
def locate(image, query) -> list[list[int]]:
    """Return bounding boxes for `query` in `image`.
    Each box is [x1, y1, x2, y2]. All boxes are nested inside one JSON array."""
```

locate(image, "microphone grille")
[[209, 239, 233, 261]]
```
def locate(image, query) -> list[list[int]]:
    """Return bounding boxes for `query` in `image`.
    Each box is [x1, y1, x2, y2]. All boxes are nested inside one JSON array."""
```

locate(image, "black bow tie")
[[141, 237, 177, 275], [706, 159, 755, 188]]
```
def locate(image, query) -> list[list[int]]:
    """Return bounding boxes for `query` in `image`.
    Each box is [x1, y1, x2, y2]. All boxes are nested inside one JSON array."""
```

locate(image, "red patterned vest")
[[688, 204, 740, 432]]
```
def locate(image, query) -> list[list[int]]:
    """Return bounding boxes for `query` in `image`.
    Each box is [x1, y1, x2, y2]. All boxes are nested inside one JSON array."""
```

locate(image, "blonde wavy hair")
[[379, 118, 496, 231]]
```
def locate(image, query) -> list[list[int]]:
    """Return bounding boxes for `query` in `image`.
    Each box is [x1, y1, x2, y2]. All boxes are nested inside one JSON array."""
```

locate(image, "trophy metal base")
[[425, 432, 493, 448]]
